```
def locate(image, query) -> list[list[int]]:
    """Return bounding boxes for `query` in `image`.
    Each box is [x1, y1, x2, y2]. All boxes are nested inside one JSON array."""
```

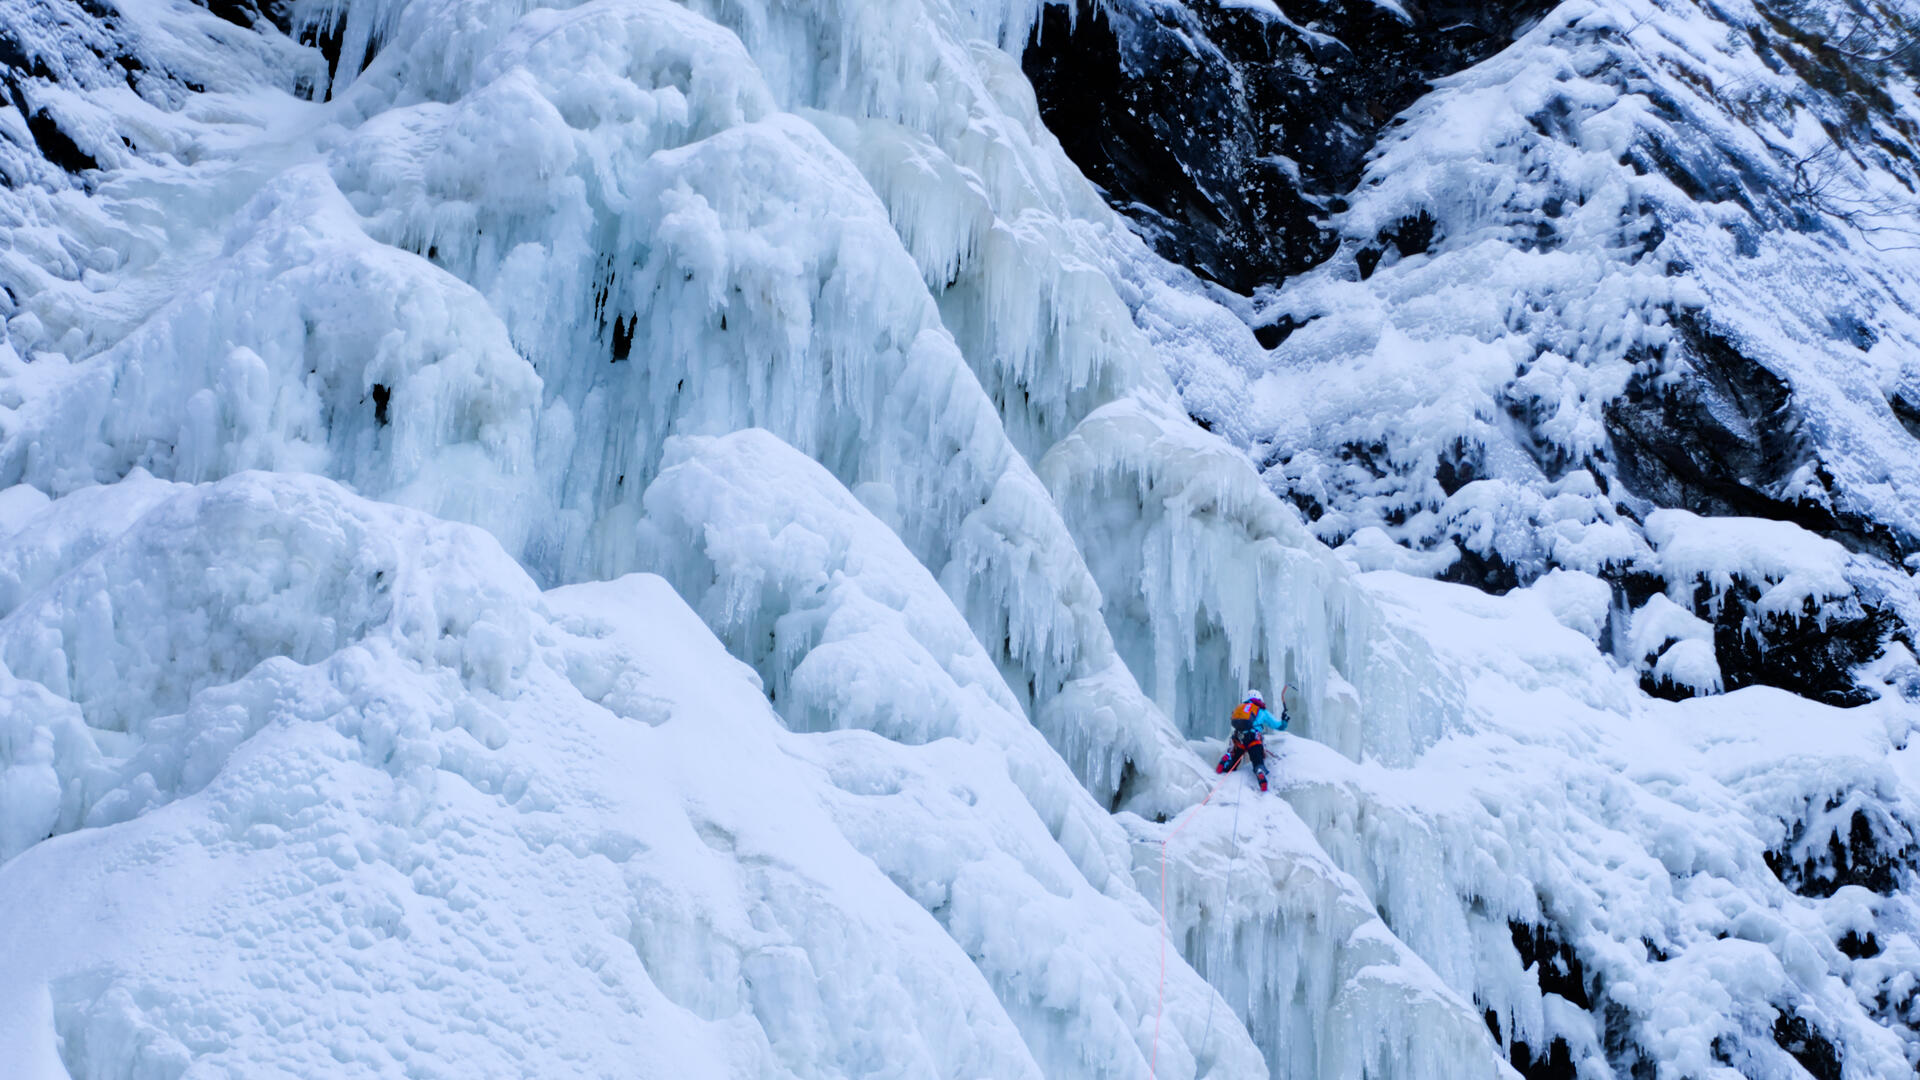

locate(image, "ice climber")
[[1216, 689, 1285, 792]]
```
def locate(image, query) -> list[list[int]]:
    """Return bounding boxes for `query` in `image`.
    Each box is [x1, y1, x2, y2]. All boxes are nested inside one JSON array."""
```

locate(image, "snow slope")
[[1, 0, 1916, 1076]]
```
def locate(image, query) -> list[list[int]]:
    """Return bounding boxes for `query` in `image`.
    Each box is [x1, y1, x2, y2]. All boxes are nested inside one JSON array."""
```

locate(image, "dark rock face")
[[1441, 545, 1523, 595], [1509, 919, 1591, 1009], [1624, 567, 1893, 708], [6, 85, 99, 174], [1772, 1008, 1843, 1080], [1482, 1007, 1577, 1080], [1701, 579, 1892, 707], [1022, 0, 1554, 292], [1487, 919, 1664, 1080], [1606, 313, 1916, 566], [0, 0, 271, 183], [1604, 315, 1811, 526], [1766, 796, 1917, 899], [294, 4, 384, 100], [1, 0, 135, 179], [1835, 926, 1880, 959], [1603, 312, 1905, 706], [1022, 0, 1919, 706], [1483, 921, 1592, 1080], [0, 0, 314, 188]]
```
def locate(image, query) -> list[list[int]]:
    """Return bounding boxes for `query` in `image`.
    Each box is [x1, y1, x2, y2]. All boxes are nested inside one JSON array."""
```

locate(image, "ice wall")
[[4, 0, 1915, 1075], [0, 0, 1504, 1073], [1039, 395, 1462, 766], [634, 428, 1282, 1073], [0, 471, 1270, 1080], [1, 0, 1469, 792], [1123, 787, 1511, 1080], [5, 0, 1222, 815]]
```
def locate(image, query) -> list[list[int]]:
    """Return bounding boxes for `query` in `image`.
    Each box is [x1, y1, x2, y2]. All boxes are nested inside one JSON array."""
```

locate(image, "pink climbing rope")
[[1149, 684, 1291, 1078]]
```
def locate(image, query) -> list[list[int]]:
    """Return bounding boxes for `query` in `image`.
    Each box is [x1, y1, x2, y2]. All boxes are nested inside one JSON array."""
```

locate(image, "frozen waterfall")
[[1, 0, 1915, 1076]]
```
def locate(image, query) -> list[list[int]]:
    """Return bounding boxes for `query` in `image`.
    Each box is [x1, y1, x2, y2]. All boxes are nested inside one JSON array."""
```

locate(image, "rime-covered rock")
[[1072, 0, 1920, 705]]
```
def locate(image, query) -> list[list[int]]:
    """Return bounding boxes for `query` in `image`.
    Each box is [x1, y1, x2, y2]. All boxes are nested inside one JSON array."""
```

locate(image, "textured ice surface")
[[1, 0, 1917, 1075], [0, 472, 1261, 1079]]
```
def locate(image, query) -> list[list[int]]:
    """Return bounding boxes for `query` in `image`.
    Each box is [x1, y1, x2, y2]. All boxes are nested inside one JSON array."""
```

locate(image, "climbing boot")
[[1257, 770, 1269, 793]]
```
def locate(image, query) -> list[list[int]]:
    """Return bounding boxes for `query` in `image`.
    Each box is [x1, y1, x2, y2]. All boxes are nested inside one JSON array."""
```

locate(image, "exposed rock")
[[1766, 795, 1917, 899], [6, 86, 98, 174], [1698, 579, 1892, 707], [1771, 1007, 1843, 1080], [1604, 313, 1916, 565], [1024, 0, 1920, 709], [1022, 0, 1553, 291], [1604, 314, 1814, 526]]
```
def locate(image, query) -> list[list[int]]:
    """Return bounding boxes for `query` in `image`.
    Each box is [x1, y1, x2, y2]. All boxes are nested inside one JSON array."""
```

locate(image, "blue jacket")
[[1250, 707, 1286, 734], [1232, 704, 1287, 735]]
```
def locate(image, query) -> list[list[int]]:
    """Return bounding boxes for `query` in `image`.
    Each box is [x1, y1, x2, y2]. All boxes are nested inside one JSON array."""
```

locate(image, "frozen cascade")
[[0, 470, 1237, 1078], [772, 1, 1484, 767], [1124, 787, 1509, 1080], [2, 0, 1213, 815], [0, 0, 1519, 1072], [632, 427, 1269, 1074], [1039, 394, 1461, 765], [633, 427, 1162, 866], [0, 0, 1471, 802], [634, 428, 1530, 1077], [1, 0, 1918, 1075]]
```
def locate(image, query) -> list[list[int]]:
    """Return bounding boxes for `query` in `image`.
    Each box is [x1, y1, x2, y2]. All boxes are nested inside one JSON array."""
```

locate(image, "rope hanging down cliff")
[[1150, 761, 1246, 1078], [1151, 685, 1292, 1077]]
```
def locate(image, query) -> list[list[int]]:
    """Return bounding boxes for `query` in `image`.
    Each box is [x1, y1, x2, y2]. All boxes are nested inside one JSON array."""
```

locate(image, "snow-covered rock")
[[1046, 0, 1920, 707]]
